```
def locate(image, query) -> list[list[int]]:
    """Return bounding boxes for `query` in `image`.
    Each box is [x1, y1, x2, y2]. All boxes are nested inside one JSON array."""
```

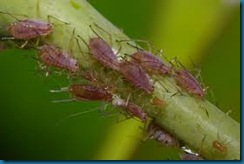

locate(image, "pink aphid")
[[89, 37, 120, 71], [119, 61, 153, 93], [146, 121, 179, 147], [173, 69, 204, 98], [38, 44, 79, 73], [112, 96, 147, 122], [8, 19, 52, 40], [131, 51, 171, 75], [69, 84, 113, 101]]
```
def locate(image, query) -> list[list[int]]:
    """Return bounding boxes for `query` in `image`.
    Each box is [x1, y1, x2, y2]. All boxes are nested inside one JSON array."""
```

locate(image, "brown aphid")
[[180, 153, 203, 160], [173, 69, 204, 98], [131, 51, 171, 75], [88, 37, 120, 71], [38, 44, 79, 73], [146, 121, 179, 147], [212, 140, 227, 154], [119, 61, 153, 93], [8, 19, 52, 40], [112, 96, 147, 122], [69, 84, 113, 101]]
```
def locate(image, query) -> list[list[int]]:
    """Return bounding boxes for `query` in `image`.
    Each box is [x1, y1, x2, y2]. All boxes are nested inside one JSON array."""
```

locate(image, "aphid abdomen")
[[119, 61, 153, 93], [132, 51, 171, 75], [112, 96, 147, 122], [69, 84, 113, 101], [126, 102, 147, 122], [174, 69, 204, 98], [38, 45, 79, 73], [89, 37, 120, 71], [8, 19, 52, 40]]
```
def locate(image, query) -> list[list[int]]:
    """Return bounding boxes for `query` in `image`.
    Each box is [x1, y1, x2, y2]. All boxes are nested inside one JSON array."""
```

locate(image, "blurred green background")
[[0, 0, 240, 160]]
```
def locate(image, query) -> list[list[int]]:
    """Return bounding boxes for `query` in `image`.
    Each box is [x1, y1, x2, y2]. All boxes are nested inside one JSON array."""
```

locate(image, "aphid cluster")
[[1, 10, 208, 160]]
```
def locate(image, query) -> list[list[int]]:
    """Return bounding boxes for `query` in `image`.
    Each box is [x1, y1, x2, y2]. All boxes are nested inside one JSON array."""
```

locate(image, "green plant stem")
[[0, 0, 240, 160]]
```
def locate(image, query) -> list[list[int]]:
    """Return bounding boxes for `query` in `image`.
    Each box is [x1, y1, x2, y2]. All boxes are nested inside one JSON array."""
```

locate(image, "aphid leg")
[[52, 98, 77, 103], [92, 23, 112, 45], [49, 87, 69, 93], [47, 14, 70, 26], [76, 35, 90, 52], [116, 39, 152, 52], [153, 77, 169, 93], [115, 44, 122, 56], [67, 28, 76, 55], [170, 87, 184, 98], [125, 92, 132, 106], [75, 35, 92, 63], [20, 40, 29, 48]]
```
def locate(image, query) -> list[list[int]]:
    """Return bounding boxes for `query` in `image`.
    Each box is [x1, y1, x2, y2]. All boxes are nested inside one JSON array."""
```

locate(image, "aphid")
[[38, 44, 79, 73], [7, 19, 52, 40], [119, 61, 154, 93], [146, 120, 179, 147], [212, 140, 227, 154], [112, 95, 147, 122], [131, 50, 171, 75], [88, 37, 120, 71], [0, 11, 52, 40], [180, 153, 203, 160], [173, 69, 204, 98], [69, 84, 113, 101]]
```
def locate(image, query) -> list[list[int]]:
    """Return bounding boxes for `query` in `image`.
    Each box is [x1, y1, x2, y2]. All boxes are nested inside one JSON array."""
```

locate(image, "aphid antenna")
[[0, 10, 28, 21], [116, 39, 152, 53], [92, 23, 112, 45], [56, 106, 101, 126]]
